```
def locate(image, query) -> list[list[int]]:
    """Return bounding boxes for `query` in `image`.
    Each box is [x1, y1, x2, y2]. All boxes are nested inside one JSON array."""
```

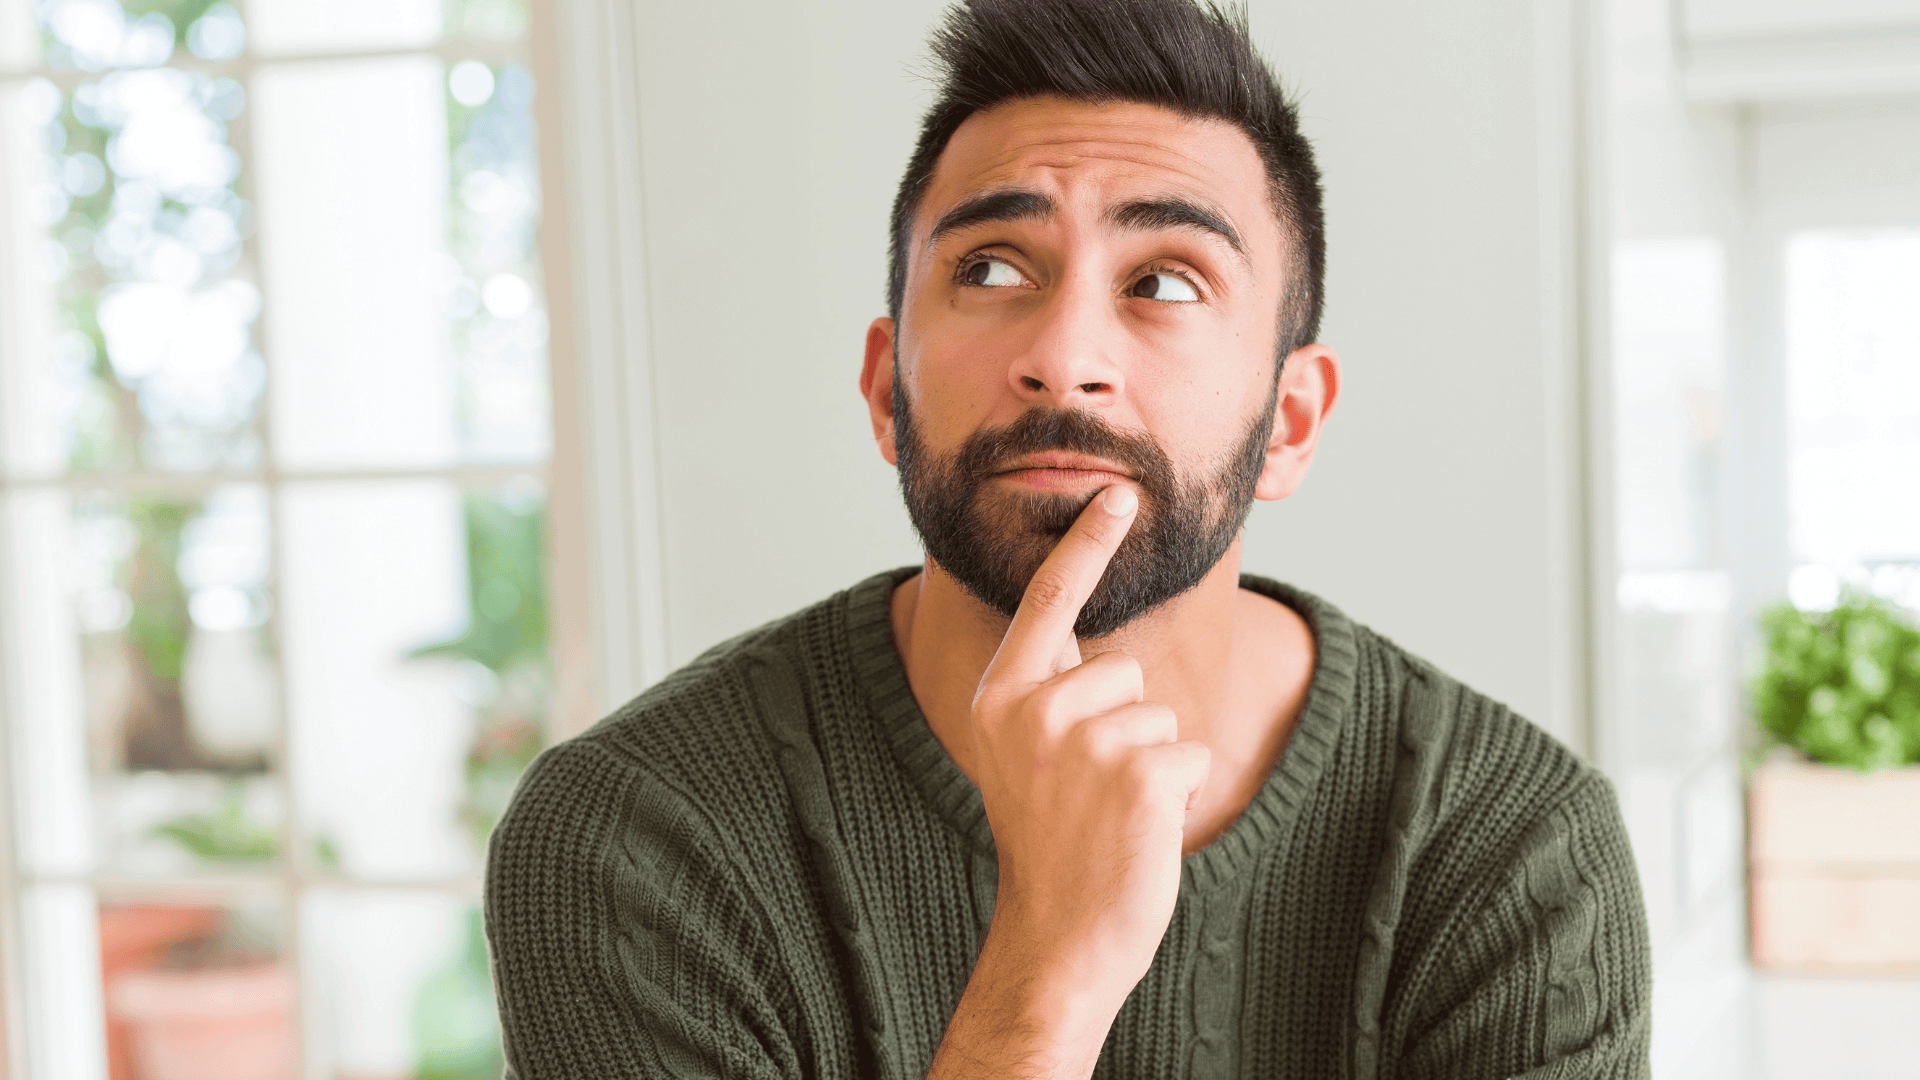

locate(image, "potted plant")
[[1747, 588, 1920, 974], [106, 908, 295, 1080]]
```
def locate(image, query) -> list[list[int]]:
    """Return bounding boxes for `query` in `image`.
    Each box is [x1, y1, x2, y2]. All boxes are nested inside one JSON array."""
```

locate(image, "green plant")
[[1753, 589, 1920, 771], [150, 788, 277, 864]]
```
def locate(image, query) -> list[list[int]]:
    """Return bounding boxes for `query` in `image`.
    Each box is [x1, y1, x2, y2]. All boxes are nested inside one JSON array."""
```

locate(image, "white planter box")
[[1748, 760, 1920, 975]]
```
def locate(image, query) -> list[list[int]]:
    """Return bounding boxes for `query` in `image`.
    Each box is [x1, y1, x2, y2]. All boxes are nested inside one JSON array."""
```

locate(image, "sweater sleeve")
[[485, 738, 797, 1080], [1394, 775, 1653, 1080]]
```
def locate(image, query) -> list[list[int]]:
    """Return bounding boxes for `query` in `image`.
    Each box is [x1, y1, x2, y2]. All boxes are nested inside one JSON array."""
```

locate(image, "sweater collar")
[[845, 565, 1360, 894]]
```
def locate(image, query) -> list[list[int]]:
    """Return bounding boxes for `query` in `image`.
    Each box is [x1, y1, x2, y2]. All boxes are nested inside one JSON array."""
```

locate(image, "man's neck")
[[888, 538, 1316, 854]]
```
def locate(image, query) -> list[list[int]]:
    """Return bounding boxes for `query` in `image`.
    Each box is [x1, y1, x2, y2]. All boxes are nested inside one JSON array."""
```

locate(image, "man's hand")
[[927, 485, 1212, 1080]]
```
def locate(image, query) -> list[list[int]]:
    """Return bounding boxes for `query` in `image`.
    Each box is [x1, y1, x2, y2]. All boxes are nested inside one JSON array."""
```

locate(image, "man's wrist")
[[928, 930, 1125, 1080]]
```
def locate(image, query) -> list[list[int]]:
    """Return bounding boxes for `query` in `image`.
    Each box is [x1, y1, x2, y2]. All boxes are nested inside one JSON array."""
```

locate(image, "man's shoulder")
[[1360, 621, 1608, 829], [1242, 572, 1603, 819], [550, 569, 904, 804], [1332, 619, 1634, 921]]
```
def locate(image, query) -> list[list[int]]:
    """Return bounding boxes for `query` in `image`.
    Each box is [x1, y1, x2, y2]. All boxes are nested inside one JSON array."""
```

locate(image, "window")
[[0, 1, 555, 1077], [1783, 228, 1920, 612]]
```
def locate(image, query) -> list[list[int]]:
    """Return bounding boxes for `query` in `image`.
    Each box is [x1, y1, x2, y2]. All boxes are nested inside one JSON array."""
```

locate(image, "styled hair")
[[887, 0, 1326, 357]]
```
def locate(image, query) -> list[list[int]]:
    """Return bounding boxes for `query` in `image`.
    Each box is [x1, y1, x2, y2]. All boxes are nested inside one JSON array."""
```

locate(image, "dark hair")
[[887, 0, 1325, 357]]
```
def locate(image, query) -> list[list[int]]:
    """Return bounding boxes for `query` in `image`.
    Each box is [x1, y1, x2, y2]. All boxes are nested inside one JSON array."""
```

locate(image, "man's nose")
[[1006, 273, 1126, 408]]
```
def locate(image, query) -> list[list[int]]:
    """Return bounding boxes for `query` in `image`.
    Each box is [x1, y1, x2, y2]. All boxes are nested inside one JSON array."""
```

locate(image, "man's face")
[[886, 96, 1293, 637]]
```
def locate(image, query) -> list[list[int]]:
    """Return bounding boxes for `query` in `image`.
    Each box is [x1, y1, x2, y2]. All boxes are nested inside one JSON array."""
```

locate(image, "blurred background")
[[0, 0, 1914, 1078]]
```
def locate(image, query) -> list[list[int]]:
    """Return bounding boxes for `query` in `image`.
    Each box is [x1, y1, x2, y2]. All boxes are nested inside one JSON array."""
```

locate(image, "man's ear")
[[1254, 343, 1341, 501], [860, 317, 899, 466]]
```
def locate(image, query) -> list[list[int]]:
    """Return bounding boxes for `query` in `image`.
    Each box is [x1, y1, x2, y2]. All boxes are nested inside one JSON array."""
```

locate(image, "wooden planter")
[[1748, 759, 1920, 974]]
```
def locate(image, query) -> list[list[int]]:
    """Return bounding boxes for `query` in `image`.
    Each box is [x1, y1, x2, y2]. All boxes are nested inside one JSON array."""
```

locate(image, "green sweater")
[[486, 568, 1651, 1079]]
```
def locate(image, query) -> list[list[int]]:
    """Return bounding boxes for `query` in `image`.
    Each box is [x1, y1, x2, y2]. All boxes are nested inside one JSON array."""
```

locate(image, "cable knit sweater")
[[485, 567, 1651, 1079]]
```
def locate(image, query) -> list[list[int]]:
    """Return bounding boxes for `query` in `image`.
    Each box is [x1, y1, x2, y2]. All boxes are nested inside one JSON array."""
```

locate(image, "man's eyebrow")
[[1104, 197, 1249, 265], [925, 188, 1056, 251]]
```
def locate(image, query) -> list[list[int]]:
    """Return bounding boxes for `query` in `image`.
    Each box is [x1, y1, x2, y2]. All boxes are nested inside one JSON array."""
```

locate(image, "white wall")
[[624, 0, 936, 660], [1236, 1, 1584, 744], [1686, 0, 1920, 38], [585, 0, 1590, 748]]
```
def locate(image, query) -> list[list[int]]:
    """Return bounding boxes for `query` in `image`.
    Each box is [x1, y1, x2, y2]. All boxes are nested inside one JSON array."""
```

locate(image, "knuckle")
[[1177, 742, 1214, 782], [971, 681, 1004, 711], [1121, 749, 1161, 787], [1129, 742, 1205, 787], [1071, 707, 1124, 752], [1026, 680, 1060, 713], [1028, 684, 1072, 730], [1065, 715, 1106, 755], [1130, 702, 1177, 743]]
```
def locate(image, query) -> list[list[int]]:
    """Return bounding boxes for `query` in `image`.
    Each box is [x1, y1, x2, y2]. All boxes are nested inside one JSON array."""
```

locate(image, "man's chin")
[[972, 486, 1107, 541]]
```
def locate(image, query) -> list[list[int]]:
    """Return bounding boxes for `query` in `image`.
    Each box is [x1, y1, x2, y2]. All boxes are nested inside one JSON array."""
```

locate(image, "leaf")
[[1753, 587, 1920, 770]]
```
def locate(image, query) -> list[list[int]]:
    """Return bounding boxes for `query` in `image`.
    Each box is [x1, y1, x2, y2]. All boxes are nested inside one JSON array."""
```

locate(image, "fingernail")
[[1104, 486, 1136, 516]]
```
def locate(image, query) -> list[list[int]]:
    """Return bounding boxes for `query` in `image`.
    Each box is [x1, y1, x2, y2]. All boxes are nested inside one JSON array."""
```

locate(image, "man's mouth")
[[994, 452, 1136, 479], [992, 454, 1136, 493]]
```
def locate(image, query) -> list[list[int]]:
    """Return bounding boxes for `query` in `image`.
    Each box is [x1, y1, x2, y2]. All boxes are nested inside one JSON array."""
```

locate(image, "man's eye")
[[1131, 272, 1200, 303], [963, 259, 1027, 287]]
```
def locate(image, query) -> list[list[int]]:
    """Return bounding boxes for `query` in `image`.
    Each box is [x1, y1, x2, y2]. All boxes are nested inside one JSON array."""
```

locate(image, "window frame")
[[0, 1, 637, 1073]]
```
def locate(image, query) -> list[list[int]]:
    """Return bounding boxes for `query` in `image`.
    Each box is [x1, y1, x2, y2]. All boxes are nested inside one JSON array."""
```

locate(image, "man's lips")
[[993, 454, 1136, 491], [993, 453, 1135, 479]]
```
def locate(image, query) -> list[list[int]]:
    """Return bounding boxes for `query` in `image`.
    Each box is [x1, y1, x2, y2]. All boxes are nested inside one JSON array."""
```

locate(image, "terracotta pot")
[[108, 962, 297, 1080], [1748, 759, 1920, 974], [97, 905, 225, 1080]]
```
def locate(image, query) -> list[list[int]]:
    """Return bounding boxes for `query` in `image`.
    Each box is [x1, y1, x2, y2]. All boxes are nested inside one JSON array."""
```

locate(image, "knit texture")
[[486, 568, 1652, 1079]]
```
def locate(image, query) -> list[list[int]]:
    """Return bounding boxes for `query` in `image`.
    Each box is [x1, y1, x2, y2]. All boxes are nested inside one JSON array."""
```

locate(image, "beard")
[[893, 368, 1276, 639]]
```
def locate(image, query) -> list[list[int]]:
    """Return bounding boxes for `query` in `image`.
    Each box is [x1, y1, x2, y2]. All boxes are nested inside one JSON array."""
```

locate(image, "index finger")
[[983, 484, 1138, 688]]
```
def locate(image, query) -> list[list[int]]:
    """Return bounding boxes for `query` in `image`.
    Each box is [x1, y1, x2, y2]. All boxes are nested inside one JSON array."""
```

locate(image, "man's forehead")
[[919, 97, 1271, 238]]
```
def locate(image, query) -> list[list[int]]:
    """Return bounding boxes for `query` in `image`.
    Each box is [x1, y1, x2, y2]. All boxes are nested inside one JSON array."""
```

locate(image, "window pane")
[[0, 0, 37, 68], [1784, 229, 1920, 604], [253, 57, 456, 470], [248, 0, 436, 56], [20, 1, 249, 67], [77, 487, 282, 876], [0, 65, 262, 476], [30, 0, 186, 72], [252, 54, 550, 471], [281, 479, 548, 882], [416, 482, 551, 853], [447, 60, 549, 463], [443, 0, 526, 41], [99, 897, 293, 1080], [0, 78, 68, 477], [5, 485, 283, 879], [281, 479, 473, 879], [302, 890, 501, 1080], [3, 488, 91, 876]]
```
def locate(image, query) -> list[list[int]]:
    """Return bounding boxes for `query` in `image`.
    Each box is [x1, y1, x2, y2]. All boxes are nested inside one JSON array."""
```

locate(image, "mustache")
[[948, 408, 1176, 492]]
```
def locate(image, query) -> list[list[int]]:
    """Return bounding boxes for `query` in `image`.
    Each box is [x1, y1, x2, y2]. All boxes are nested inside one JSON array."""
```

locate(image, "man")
[[486, 0, 1652, 1076]]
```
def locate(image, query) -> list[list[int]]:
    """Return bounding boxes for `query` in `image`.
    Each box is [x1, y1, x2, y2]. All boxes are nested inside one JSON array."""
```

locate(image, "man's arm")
[[485, 739, 792, 1080], [1391, 775, 1653, 1080], [926, 485, 1211, 1080]]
